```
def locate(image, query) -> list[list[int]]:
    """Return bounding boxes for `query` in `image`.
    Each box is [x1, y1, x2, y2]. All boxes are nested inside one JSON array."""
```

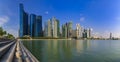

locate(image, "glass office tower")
[[19, 4, 29, 37], [30, 14, 36, 37], [30, 14, 42, 37], [35, 16, 42, 37], [19, 4, 43, 37]]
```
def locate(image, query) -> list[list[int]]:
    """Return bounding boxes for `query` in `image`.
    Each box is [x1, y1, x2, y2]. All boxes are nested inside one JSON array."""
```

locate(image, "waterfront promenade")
[[0, 39, 39, 62]]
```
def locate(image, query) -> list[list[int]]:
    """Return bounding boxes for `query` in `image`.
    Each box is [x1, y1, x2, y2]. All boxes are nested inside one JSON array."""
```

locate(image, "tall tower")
[[62, 24, 67, 38], [47, 19, 52, 37], [110, 33, 112, 39], [30, 14, 36, 37], [30, 14, 42, 37], [87, 28, 89, 38], [51, 17, 60, 38], [19, 4, 29, 37], [67, 21, 73, 38], [76, 24, 81, 39], [89, 28, 92, 38], [35, 16, 42, 37], [19, 4, 43, 38], [83, 29, 87, 38]]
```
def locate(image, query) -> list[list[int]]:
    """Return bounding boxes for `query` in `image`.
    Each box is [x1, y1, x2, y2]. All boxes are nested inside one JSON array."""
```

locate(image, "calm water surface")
[[22, 40, 120, 62]]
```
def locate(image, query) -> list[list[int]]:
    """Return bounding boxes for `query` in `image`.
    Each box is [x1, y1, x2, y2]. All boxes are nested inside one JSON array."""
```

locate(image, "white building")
[[76, 24, 83, 38]]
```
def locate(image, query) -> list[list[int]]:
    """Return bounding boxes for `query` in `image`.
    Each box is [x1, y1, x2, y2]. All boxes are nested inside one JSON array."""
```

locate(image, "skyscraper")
[[19, 4, 29, 37], [76, 24, 81, 38], [30, 14, 36, 37], [30, 14, 42, 37], [83, 29, 87, 38], [35, 16, 42, 37], [62, 24, 67, 38], [82, 28, 92, 39], [47, 19, 52, 37], [52, 17, 60, 38], [62, 22, 72, 38], [67, 21, 73, 38], [87, 28, 89, 38], [19, 4, 42, 37], [110, 32, 112, 39], [57, 20, 60, 37], [44, 17, 60, 38], [88, 28, 92, 38]]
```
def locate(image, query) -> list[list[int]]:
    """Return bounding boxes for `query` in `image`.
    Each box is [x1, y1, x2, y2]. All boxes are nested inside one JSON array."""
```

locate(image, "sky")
[[0, 0, 120, 38]]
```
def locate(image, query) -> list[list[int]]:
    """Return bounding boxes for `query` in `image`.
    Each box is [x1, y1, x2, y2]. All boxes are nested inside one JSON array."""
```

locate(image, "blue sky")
[[0, 0, 120, 38]]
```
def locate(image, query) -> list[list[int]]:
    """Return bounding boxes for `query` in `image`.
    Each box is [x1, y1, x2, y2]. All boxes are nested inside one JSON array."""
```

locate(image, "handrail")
[[0, 41, 15, 58], [0, 41, 13, 47], [0, 40, 39, 62], [20, 41, 38, 62], [19, 41, 39, 62], [0, 41, 16, 62]]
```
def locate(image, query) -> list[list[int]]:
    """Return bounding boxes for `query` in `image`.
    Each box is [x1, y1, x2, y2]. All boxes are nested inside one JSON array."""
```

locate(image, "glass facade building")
[[62, 22, 73, 38], [35, 16, 42, 37], [30, 14, 36, 37], [30, 14, 42, 37], [19, 4, 42, 37], [19, 4, 29, 37], [62, 23, 68, 38]]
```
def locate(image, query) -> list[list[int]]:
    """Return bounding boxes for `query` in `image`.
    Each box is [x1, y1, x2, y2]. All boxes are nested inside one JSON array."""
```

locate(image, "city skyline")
[[19, 3, 92, 39], [0, 0, 120, 38]]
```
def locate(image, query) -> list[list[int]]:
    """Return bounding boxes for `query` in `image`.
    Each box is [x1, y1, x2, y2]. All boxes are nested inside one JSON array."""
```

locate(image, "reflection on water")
[[22, 40, 120, 62]]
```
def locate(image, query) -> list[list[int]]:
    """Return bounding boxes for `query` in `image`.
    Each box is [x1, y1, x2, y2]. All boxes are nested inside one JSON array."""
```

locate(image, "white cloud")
[[80, 17, 85, 22], [0, 16, 9, 26]]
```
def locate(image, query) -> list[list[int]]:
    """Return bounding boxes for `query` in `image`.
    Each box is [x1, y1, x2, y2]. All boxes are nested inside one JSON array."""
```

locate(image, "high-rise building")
[[45, 17, 60, 38], [76, 24, 81, 38], [88, 28, 92, 38], [71, 30, 76, 38], [19, 4, 29, 37], [19, 4, 43, 37], [67, 21, 73, 38], [44, 21, 48, 37], [35, 16, 42, 37], [62, 24, 68, 38], [62, 22, 72, 38], [52, 17, 60, 38], [82, 28, 91, 38], [110, 32, 112, 39], [87, 28, 92, 38], [47, 19, 52, 37], [30, 14, 42, 37], [80, 26, 84, 37], [30, 14, 36, 37], [83, 29, 87, 38], [57, 20, 60, 37]]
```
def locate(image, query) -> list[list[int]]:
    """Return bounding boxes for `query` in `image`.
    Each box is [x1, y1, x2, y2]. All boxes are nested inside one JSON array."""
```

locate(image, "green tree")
[[0, 27, 4, 36], [0, 27, 14, 39], [3, 31, 7, 35], [7, 33, 14, 39]]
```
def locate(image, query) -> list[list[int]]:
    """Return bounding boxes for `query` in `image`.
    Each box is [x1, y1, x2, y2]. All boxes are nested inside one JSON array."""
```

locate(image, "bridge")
[[0, 39, 39, 62]]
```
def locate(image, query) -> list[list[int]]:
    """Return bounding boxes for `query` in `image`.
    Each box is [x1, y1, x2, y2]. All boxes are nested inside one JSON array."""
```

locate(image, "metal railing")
[[0, 40, 39, 62]]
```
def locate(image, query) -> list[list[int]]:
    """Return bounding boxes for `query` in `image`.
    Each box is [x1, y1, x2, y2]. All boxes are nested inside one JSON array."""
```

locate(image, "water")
[[22, 40, 120, 62]]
